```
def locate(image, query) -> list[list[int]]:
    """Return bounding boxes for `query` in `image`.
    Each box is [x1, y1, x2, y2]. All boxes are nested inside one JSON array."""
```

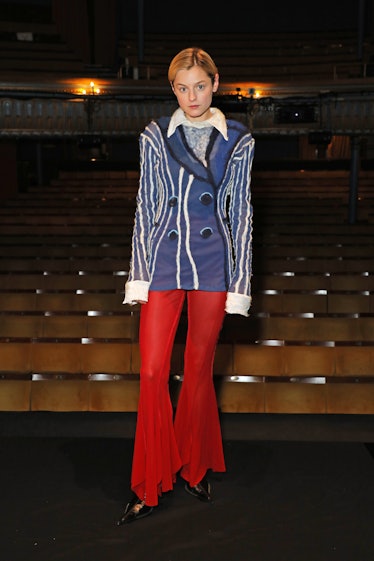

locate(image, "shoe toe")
[[116, 495, 154, 525], [185, 478, 212, 502]]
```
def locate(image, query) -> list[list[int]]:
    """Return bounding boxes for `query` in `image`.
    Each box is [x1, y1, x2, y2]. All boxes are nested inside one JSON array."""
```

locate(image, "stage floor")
[[1, 434, 373, 561]]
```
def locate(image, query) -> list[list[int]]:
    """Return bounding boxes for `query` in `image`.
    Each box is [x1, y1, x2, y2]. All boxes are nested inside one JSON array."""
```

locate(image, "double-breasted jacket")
[[124, 113, 255, 316]]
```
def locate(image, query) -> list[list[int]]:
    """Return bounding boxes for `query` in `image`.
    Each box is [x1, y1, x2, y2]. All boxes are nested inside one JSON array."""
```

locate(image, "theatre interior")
[[0, 2, 373, 560]]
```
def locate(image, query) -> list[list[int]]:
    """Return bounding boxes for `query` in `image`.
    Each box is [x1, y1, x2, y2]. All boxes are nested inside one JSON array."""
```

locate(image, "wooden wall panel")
[[265, 382, 326, 414], [31, 380, 89, 411], [0, 381, 31, 411], [89, 380, 139, 412], [326, 383, 374, 414]]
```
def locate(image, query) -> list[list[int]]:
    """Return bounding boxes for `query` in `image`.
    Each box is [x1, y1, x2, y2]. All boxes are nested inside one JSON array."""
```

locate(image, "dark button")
[[199, 192, 213, 205], [168, 196, 178, 207], [200, 227, 213, 238], [168, 229, 178, 240]]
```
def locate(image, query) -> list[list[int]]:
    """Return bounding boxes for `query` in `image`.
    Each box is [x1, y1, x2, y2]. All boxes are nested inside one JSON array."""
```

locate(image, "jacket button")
[[200, 227, 213, 238], [199, 192, 213, 205], [168, 196, 178, 207], [168, 229, 178, 240]]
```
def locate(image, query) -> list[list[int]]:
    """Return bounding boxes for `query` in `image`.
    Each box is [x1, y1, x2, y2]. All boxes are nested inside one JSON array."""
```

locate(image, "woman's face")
[[171, 65, 219, 122]]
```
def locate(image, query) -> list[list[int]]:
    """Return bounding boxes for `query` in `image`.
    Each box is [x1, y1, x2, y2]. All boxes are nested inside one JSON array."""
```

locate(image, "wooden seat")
[[1, 168, 374, 414]]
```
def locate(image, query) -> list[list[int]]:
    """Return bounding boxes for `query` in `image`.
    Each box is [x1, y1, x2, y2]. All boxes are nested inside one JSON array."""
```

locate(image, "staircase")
[[0, 167, 373, 414]]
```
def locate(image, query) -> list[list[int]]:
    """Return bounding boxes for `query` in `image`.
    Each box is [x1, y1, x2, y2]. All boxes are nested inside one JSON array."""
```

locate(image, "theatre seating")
[[118, 30, 372, 83], [0, 18, 86, 77], [0, 167, 373, 414]]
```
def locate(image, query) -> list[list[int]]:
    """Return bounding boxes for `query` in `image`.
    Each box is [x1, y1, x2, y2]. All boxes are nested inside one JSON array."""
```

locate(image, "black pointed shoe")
[[116, 494, 154, 525], [184, 477, 212, 502]]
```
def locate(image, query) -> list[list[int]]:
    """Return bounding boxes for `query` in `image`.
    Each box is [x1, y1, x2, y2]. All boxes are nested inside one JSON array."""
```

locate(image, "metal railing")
[[1, 75, 374, 138]]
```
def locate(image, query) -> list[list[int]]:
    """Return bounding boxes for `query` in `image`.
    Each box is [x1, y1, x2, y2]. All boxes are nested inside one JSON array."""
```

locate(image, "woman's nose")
[[188, 89, 196, 100]]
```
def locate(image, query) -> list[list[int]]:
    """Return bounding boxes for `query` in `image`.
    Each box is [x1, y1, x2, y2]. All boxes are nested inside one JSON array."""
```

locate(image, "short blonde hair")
[[168, 47, 218, 85]]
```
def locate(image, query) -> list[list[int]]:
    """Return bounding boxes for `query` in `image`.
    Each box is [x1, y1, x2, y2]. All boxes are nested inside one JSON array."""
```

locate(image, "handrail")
[[2, 82, 374, 137]]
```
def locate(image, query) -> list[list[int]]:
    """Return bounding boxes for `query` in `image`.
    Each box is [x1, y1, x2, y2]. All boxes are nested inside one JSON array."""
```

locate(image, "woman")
[[117, 47, 255, 524]]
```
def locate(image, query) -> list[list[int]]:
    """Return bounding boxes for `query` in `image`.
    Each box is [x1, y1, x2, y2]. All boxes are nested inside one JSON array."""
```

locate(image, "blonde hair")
[[168, 47, 218, 85]]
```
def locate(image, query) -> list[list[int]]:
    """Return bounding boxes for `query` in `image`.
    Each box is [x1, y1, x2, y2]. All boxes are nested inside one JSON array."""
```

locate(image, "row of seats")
[[119, 30, 373, 82], [0, 17, 371, 84], [0, 167, 373, 414], [0, 18, 86, 77]]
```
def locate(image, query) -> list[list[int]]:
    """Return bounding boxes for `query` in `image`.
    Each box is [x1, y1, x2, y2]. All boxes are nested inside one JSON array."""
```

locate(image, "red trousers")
[[130, 289, 227, 506]]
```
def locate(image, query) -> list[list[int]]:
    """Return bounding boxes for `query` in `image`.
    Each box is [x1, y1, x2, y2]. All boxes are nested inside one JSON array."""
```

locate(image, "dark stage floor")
[[1, 423, 374, 561]]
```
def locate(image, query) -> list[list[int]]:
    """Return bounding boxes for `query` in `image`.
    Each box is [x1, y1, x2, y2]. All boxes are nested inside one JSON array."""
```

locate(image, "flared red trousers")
[[130, 289, 227, 506]]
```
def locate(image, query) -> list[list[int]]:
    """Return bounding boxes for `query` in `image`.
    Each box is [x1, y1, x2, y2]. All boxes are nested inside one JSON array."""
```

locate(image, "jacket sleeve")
[[123, 123, 160, 305], [226, 134, 255, 316]]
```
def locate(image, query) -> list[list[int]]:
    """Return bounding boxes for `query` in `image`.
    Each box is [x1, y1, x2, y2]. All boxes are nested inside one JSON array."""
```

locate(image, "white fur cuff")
[[225, 292, 251, 317], [123, 280, 150, 305]]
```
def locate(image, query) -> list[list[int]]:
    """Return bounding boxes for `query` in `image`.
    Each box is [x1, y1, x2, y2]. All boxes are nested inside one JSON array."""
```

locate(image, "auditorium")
[[0, 1, 373, 559]]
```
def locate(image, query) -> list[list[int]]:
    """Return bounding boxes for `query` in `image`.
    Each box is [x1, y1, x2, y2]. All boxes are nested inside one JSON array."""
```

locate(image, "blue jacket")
[[124, 114, 255, 316]]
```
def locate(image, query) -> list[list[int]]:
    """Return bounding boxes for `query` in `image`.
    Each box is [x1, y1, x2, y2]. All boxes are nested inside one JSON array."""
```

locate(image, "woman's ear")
[[212, 73, 219, 93], [170, 81, 175, 94]]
